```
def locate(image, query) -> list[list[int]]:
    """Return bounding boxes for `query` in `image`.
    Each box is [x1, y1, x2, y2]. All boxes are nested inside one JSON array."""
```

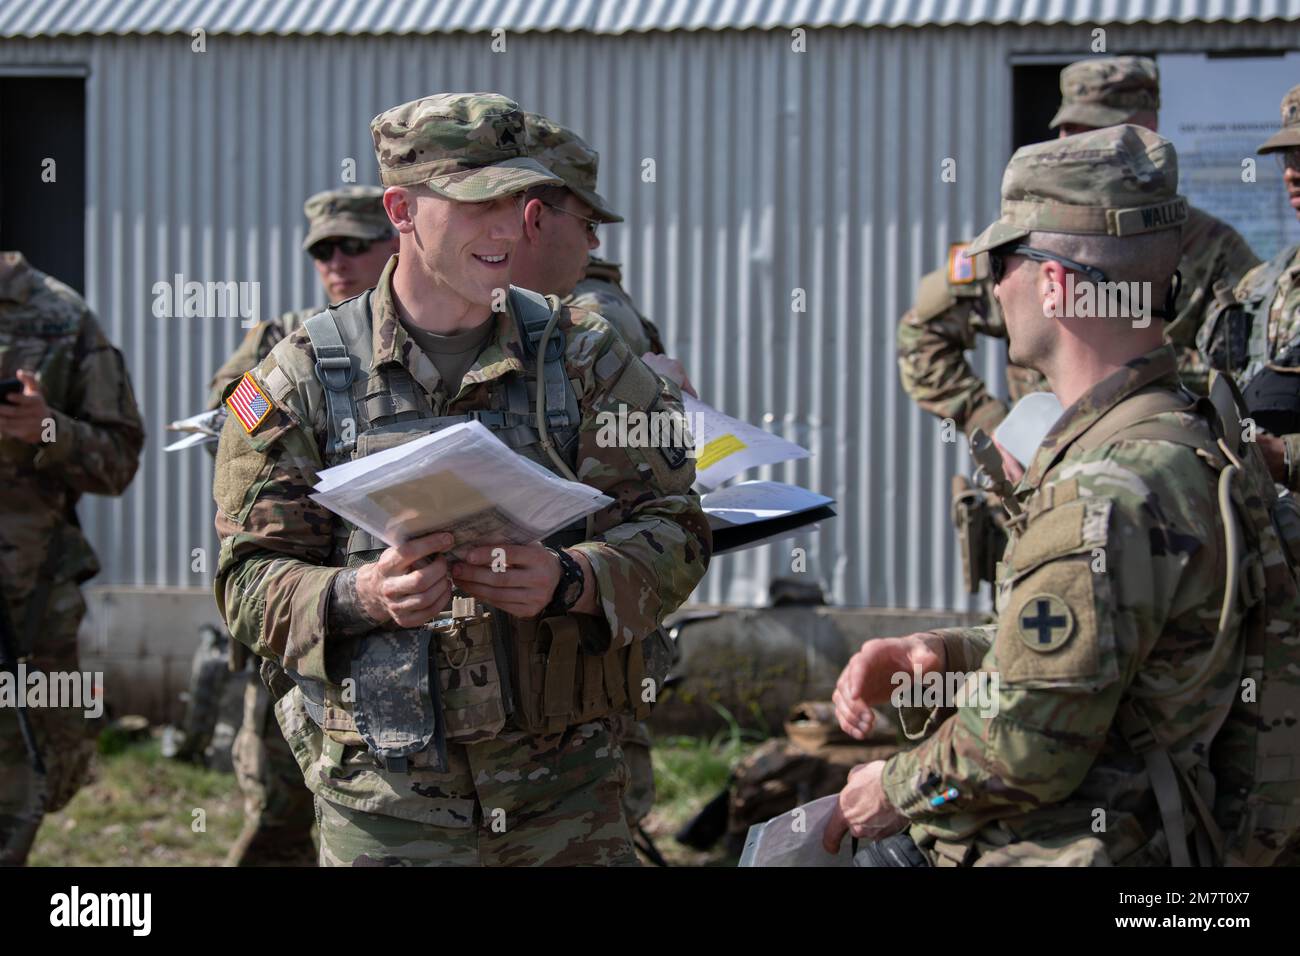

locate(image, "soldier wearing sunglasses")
[[203, 186, 395, 867], [207, 187, 397, 408], [897, 56, 1258, 595]]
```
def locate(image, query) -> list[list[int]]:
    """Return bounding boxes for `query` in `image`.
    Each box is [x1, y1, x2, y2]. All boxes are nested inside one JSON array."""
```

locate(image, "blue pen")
[[929, 787, 960, 807]]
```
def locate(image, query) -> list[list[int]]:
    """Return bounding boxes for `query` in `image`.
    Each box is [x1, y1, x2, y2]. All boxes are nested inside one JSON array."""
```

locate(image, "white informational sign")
[[1160, 53, 1300, 261]]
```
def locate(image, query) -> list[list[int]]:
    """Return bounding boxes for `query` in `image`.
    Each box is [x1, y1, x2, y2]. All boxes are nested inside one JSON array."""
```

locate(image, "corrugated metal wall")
[[3, 20, 1298, 610], [3, 0, 1295, 36]]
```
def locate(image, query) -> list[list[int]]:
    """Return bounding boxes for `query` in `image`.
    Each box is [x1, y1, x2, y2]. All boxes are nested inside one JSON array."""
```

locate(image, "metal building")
[[2, 3, 1298, 687]]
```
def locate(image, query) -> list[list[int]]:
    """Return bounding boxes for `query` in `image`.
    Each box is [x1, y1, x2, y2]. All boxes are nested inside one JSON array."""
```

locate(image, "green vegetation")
[[31, 728, 761, 867]]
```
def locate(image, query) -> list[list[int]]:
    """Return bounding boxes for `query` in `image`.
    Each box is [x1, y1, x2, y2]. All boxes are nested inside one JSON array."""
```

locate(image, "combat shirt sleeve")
[[564, 311, 712, 649], [32, 311, 145, 496], [893, 625, 996, 740], [880, 491, 1166, 822], [212, 358, 342, 684], [896, 270, 1008, 437]]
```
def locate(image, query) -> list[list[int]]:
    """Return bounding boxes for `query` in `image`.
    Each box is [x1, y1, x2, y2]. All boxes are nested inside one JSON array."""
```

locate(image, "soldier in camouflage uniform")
[[211, 188, 395, 867], [573, 257, 664, 358], [828, 126, 1300, 866], [899, 56, 1258, 594], [897, 55, 1257, 437], [1199, 84, 1300, 490], [213, 93, 710, 867], [512, 112, 694, 847], [516, 112, 695, 397], [207, 187, 397, 407], [0, 253, 144, 864]]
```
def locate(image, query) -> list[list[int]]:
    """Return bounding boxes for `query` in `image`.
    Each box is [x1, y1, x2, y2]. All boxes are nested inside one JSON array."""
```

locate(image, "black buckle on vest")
[[315, 353, 355, 392], [470, 410, 507, 428]]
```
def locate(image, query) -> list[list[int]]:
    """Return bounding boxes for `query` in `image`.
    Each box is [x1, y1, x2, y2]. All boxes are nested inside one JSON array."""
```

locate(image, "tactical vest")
[[288, 286, 652, 773], [1069, 376, 1300, 866], [1198, 243, 1299, 387]]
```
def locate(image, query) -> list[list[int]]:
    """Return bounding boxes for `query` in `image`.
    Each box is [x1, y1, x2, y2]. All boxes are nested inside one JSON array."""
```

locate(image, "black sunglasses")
[[542, 202, 600, 238], [308, 236, 377, 261], [1275, 149, 1300, 173], [988, 244, 1108, 284]]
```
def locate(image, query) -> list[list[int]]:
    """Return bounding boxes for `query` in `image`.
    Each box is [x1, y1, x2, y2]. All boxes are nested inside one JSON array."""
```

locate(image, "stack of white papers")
[[686, 395, 809, 492], [701, 480, 836, 554], [310, 421, 612, 555], [682, 397, 834, 553]]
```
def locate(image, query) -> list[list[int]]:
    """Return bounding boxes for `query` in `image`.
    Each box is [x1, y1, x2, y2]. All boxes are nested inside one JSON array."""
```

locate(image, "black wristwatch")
[[544, 547, 585, 616]]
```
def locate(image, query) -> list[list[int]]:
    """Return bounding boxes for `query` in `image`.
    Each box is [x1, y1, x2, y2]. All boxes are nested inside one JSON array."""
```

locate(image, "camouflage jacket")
[[213, 255, 710, 690], [0, 252, 144, 597], [1202, 244, 1300, 490], [568, 257, 664, 358], [1166, 206, 1260, 394], [205, 306, 318, 410], [897, 213, 1257, 435], [881, 345, 1273, 865]]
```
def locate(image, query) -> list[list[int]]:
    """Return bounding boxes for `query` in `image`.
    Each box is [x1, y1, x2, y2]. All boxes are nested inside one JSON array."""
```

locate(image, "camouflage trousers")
[[278, 688, 638, 867], [610, 714, 654, 828], [0, 582, 95, 865], [225, 676, 317, 866]]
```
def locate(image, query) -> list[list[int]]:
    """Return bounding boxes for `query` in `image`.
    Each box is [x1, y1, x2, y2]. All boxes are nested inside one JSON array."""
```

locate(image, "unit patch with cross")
[[992, 495, 1120, 692]]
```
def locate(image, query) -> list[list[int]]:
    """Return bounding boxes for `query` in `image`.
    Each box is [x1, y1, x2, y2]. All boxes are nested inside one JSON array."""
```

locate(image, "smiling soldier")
[[212, 92, 710, 866]]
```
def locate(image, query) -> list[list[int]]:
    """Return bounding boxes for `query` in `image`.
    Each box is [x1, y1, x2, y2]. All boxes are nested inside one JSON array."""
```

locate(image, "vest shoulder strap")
[[303, 293, 369, 458], [508, 286, 577, 436], [1075, 387, 1218, 458]]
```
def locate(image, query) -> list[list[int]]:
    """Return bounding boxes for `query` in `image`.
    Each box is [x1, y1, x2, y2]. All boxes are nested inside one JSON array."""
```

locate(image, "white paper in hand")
[[993, 392, 1064, 467], [309, 421, 612, 556]]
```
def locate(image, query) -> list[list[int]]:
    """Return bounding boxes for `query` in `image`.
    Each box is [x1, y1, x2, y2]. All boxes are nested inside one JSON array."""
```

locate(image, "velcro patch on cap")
[[226, 371, 275, 433], [1109, 198, 1188, 237], [948, 243, 976, 285]]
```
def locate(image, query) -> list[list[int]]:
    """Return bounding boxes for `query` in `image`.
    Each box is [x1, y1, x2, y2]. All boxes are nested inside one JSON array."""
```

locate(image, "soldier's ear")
[[383, 187, 417, 234], [521, 198, 546, 240]]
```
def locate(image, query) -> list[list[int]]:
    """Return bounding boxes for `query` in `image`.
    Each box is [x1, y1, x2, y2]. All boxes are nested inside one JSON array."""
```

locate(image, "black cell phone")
[[0, 378, 21, 402]]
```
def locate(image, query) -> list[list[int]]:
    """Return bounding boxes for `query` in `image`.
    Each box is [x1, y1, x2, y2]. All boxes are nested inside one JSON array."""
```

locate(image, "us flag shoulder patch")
[[226, 372, 274, 433], [948, 243, 975, 285]]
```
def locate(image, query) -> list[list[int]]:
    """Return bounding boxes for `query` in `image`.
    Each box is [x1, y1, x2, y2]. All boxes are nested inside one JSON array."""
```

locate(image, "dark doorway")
[[0, 74, 87, 294], [1011, 54, 1160, 153], [1011, 63, 1068, 151]]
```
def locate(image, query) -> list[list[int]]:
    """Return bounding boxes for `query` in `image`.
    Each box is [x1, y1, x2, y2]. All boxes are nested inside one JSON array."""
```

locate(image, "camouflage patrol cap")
[[369, 92, 561, 200], [967, 125, 1187, 257], [523, 113, 623, 223], [300, 186, 392, 251], [1257, 84, 1300, 154], [1049, 56, 1160, 130]]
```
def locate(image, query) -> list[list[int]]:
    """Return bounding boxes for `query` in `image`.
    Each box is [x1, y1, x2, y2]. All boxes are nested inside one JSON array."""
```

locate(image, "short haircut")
[[1025, 228, 1182, 288], [523, 183, 573, 207]]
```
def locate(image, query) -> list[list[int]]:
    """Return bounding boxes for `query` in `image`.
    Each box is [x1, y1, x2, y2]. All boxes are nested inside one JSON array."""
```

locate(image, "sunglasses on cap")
[[988, 244, 1108, 285], [542, 202, 600, 238], [308, 236, 378, 261]]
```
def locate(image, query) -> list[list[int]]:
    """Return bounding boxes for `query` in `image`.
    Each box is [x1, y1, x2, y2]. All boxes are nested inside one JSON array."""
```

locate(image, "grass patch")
[[641, 705, 765, 867], [29, 738, 242, 867], [28, 724, 763, 868]]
